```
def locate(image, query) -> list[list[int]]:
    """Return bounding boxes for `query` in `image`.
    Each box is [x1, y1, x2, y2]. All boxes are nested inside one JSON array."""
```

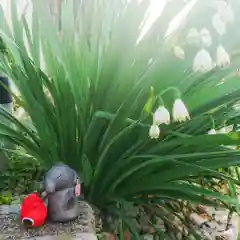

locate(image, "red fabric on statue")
[[20, 193, 47, 227]]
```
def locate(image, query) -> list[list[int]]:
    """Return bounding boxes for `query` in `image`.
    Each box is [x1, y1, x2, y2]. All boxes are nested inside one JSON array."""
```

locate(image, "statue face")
[[47, 187, 80, 223]]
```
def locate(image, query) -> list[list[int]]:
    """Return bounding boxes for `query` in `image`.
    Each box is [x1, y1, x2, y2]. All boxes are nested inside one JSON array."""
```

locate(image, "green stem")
[[117, 202, 124, 240], [208, 114, 215, 129], [235, 167, 240, 181], [160, 86, 181, 98], [157, 96, 164, 106], [94, 111, 149, 127]]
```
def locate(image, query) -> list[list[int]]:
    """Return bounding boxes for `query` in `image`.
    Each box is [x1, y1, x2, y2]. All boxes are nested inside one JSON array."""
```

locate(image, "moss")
[[0, 191, 13, 205]]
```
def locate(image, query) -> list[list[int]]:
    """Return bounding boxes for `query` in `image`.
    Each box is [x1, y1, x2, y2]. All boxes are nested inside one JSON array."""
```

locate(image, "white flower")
[[14, 107, 26, 119], [212, 13, 226, 36], [221, 5, 234, 24], [193, 48, 213, 73], [200, 28, 212, 47], [225, 145, 236, 150], [213, 0, 227, 9], [14, 107, 30, 124], [149, 125, 160, 139], [186, 28, 200, 45], [214, 1, 234, 24], [173, 46, 185, 59], [218, 127, 226, 134], [216, 45, 230, 68], [148, 58, 153, 65], [213, 0, 228, 13], [208, 129, 217, 135], [172, 99, 190, 122], [153, 106, 170, 125]]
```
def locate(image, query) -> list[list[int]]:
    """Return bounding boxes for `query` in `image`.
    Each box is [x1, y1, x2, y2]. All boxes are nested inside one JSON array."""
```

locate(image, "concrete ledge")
[[27, 233, 98, 240], [0, 201, 98, 240]]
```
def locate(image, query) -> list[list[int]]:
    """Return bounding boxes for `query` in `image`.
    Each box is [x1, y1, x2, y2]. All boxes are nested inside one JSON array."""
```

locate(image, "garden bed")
[[141, 205, 239, 240], [0, 199, 238, 239]]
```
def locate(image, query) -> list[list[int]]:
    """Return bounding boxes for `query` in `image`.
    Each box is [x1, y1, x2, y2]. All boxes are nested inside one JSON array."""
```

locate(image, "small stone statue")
[[43, 163, 81, 223]]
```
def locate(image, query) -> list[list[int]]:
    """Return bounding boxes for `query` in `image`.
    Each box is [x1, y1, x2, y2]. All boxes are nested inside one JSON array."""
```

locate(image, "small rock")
[[215, 226, 238, 240], [75, 233, 98, 240], [143, 234, 153, 240], [190, 213, 208, 226]]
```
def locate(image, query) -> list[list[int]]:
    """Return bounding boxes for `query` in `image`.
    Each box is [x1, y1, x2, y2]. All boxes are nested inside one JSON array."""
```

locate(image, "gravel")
[[0, 201, 96, 240]]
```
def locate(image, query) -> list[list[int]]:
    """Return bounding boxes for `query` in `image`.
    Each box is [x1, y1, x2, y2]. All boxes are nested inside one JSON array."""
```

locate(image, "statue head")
[[43, 163, 79, 194]]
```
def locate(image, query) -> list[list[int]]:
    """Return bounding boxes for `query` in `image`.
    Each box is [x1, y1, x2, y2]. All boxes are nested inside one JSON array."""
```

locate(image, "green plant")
[[1, 0, 240, 238], [0, 150, 44, 196]]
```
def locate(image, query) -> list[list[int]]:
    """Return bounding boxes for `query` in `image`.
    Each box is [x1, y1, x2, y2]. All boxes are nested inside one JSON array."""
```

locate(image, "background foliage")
[[1, 0, 240, 238]]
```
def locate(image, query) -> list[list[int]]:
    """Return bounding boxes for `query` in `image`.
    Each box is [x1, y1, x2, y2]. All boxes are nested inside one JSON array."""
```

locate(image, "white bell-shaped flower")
[[218, 127, 226, 134], [173, 46, 185, 60], [153, 106, 170, 125], [149, 124, 160, 139], [212, 13, 226, 36], [193, 48, 213, 73], [200, 28, 212, 47], [216, 45, 230, 68], [186, 28, 200, 45], [208, 129, 217, 135], [14, 107, 26, 120], [172, 99, 190, 122], [215, 1, 234, 24], [222, 5, 234, 24]]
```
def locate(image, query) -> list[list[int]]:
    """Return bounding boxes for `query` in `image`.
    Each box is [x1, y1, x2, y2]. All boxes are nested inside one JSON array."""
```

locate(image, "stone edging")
[[0, 203, 20, 215], [0, 201, 98, 240]]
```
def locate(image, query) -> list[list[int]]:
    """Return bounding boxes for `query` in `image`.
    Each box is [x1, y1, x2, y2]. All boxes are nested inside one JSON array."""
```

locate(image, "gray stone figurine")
[[43, 163, 81, 223]]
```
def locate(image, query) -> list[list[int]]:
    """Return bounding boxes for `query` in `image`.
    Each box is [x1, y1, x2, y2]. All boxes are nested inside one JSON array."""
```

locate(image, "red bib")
[[20, 193, 47, 227]]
